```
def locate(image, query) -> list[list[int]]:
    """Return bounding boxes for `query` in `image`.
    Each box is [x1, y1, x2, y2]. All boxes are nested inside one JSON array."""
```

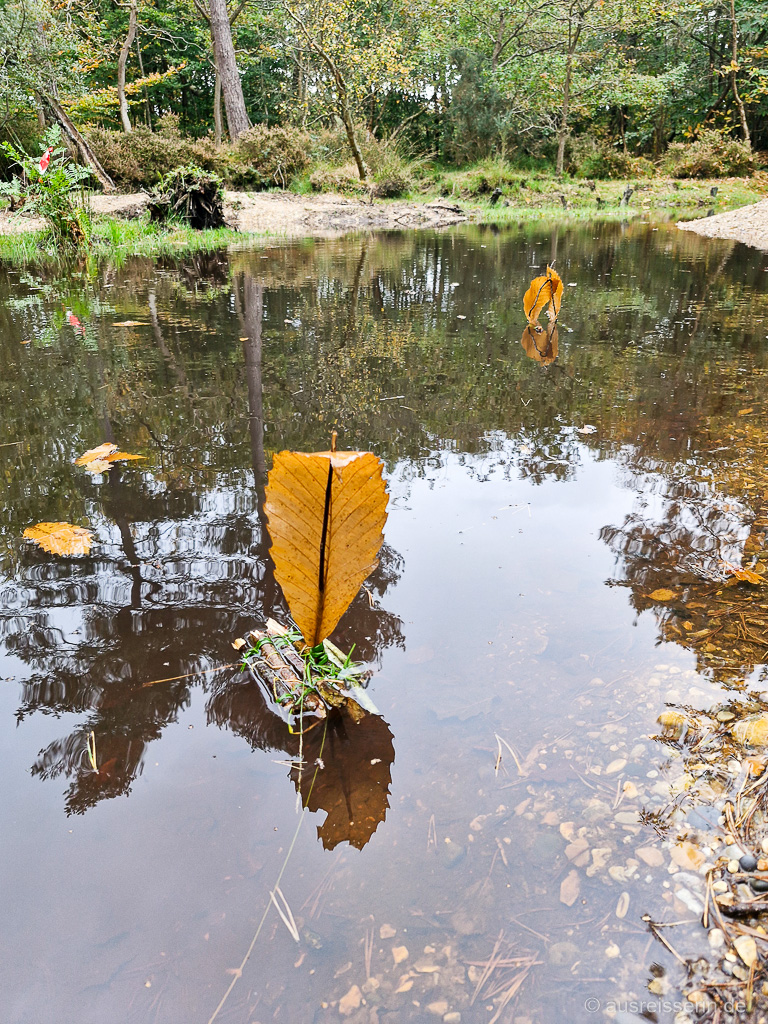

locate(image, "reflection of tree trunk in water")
[[345, 242, 367, 340], [550, 227, 559, 267], [89, 349, 143, 605], [680, 247, 732, 345], [233, 272, 284, 620], [148, 290, 190, 392], [372, 275, 383, 311], [236, 273, 266, 482]]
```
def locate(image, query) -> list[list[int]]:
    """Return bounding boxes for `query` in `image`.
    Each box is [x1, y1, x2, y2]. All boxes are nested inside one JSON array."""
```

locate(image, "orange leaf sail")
[[523, 266, 563, 324], [264, 447, 388, 647], [23, 522, 93, 556]]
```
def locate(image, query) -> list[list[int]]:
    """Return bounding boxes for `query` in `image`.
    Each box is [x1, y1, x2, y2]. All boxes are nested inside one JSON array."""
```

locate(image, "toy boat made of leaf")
[[233, 619, 379, 725]]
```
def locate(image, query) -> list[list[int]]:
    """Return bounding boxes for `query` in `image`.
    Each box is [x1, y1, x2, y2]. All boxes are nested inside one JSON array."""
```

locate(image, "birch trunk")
[[117, 0, 138, 134]]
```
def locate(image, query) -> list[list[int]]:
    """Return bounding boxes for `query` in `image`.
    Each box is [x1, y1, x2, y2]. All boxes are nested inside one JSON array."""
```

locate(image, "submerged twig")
[[269, 886, 300, 943], [141, 663, 236, 688]]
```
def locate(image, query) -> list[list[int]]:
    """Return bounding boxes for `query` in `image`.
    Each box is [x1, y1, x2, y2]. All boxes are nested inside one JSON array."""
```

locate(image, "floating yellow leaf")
[[648, 588, 677, 602], [523, 266, 563, 324], [75, 443, 118, 465], [105, 451, 145, 463], [264, 440, 388, 647], [113, 321, 147, 327], [75, 443, 144, 471], [520, 323, 558, 365], [23, 521, 93, 556]]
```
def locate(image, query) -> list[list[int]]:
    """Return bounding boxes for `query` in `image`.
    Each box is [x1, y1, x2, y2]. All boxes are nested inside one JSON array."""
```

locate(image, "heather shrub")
[[570, 135, 654, 179], [309, 162, 368, 193], [662, 130, 753, 178], [232, 125, 310, 187], [87, 127, 223, 188]]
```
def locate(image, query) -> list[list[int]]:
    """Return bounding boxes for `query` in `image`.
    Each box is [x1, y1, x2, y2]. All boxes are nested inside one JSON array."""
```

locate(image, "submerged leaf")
[[82, 459, 112, 474], [265, 445, 388, 647], [657, 710, 688, 738], [720, 559, 765, 585], [560, 869, 580, 906], [23, 521, 93, 556], [523, 266, 563, 324], [648, 588, 677, 602]]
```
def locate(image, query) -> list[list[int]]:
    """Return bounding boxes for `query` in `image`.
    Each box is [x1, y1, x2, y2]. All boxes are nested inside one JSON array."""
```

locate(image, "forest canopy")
[[0, 0, 766, 183]]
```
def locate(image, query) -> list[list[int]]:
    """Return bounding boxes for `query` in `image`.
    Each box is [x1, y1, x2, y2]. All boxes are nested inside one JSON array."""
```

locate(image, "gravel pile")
[[678, 198, 768, 251]]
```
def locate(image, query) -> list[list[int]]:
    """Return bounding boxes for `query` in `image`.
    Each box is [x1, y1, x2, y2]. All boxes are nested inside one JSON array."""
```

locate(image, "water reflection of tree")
[[601, 452, 768, 690], [4, 222, 768, 816], [1, 263, 404, 817]]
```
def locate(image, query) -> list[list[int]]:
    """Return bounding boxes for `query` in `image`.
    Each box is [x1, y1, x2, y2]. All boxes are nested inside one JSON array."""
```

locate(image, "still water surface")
[[1, 222, 768, 1024]]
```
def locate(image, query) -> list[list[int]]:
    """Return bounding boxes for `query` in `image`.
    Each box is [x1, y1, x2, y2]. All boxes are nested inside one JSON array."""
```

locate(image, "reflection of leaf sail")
[[264, 448, 388, 646], [523, 266, 563, 324], [520, 323, 558, 365], [23, 522, 93, 556], [293, 711, 395, 850]]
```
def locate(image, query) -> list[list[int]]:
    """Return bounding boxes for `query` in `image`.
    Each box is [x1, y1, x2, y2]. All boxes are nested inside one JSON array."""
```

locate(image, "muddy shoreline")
[[0, 189, 468, 238]]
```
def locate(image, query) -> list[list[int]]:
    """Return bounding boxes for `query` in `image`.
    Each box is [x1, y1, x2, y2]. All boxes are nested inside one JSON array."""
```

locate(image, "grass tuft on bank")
[[0, 213, 257, 267]]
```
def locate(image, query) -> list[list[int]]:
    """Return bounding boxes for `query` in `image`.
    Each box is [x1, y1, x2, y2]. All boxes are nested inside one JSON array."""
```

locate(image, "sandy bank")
[[0, 189, 467, 238], [678, 197, 768, 251]]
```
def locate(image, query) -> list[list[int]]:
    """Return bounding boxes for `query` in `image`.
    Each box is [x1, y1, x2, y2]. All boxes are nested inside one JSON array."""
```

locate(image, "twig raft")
[[233, 619, 379, 724]]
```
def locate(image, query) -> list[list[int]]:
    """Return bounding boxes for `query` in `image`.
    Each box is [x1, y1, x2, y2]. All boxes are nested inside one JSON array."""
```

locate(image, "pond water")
[[2, 221, 768, 1024]]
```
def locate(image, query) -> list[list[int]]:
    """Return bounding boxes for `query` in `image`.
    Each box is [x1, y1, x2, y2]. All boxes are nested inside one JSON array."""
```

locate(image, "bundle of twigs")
[[233, 619, 377, 725]]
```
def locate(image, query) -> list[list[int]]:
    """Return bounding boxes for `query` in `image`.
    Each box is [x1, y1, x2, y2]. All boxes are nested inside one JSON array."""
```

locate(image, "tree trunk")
[[208, 0, 250, 140], [336, 79, 367, 180], [135, 25, 153, 128], [729, 0, 751, 146], [214, 69, 224, 145], [491, 13, 507, 69], [41, 94, 116, 192], [118, 0, 138, 134], [556, 20, 582, 177]]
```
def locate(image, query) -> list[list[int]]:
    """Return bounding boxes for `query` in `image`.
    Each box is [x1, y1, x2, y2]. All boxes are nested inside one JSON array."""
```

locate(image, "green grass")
[[293, 152, 767, 223], [1, 168, 765, 269], [459, 173, 766, 224], [0, 212, 266, 268]]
